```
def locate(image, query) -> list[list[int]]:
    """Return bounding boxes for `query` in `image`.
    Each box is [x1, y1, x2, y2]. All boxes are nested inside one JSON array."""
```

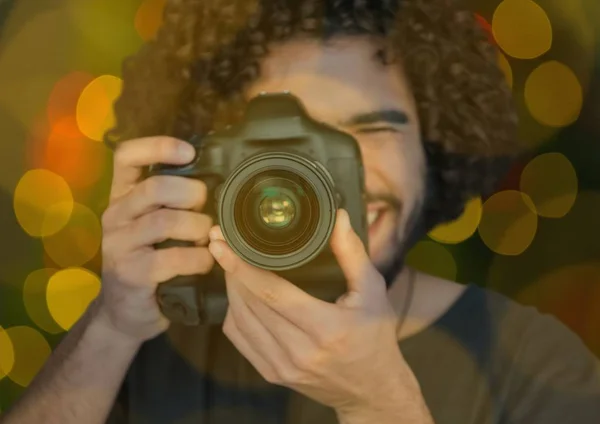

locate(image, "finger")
[[111, 209, 213, 253], [223, 272, 292, 384], [329, 209, 384, 301], [110, 136, 195, 201], [207, 228, 337, 334], [102, 176, 207, 231], [232, 276, 318, 367], [111, 246, 215, 287], [222, 307, 279, 383]]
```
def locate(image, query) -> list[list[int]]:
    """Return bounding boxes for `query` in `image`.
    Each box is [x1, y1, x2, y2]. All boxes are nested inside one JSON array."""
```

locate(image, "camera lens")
[[218, 152, 337, 271], [234, 170, 319, 256]]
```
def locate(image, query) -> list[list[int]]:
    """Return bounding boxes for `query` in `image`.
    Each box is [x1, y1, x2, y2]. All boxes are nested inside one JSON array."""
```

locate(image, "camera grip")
[[154, 239, 204, 326], [155, 238, 230, 326]]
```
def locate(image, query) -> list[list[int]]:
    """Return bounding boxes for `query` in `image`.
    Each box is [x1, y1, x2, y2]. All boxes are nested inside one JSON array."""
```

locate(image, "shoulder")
[[416, 275, 600, 421]]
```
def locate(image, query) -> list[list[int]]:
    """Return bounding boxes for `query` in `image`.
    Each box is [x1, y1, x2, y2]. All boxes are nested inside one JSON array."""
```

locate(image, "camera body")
[[149, 92, 368, 325]]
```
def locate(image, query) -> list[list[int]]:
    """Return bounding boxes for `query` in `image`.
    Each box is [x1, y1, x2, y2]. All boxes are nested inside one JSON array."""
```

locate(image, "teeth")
[[367, 210, 380, 226]]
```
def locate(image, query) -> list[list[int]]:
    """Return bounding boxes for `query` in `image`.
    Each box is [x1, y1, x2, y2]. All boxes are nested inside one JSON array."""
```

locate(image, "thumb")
[[330, 209, 383, 301]]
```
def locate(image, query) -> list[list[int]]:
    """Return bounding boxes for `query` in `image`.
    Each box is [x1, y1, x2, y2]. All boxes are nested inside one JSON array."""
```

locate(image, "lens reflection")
[[259, 189, 296, 228], [234, 169, 319, 255]]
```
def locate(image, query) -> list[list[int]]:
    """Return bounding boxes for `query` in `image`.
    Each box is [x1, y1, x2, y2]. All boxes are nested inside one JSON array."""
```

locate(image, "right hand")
[[93, 136, 216, 343]]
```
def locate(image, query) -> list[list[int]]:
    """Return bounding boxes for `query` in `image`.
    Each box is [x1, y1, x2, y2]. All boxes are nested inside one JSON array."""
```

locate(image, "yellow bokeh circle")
[[429, 197, 482, 244], [13, 169, 74, 237], [4, 326, 51, 387], [23, 269, 64, 335], [405, 240, 457, 281], [525, 61, 583, 128], [478, 190, 538, 256], [520, 153, 578, 218], [42, 202, 102, 267], [76, 75, 123, 142], [492, 0, 552, 60], [47, 268, 101, 330], [0, 326, 15, 380]]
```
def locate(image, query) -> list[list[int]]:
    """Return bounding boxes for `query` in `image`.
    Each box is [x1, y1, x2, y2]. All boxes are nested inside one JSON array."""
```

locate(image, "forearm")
[[336, 370, 435, 424], [336, 397, 434, 424], [0, 301, 142, 424], [337, 401, 434, 424]]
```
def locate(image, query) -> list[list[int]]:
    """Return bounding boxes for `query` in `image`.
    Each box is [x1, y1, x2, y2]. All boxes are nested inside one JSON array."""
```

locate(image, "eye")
[[355, 127, 400, 135]]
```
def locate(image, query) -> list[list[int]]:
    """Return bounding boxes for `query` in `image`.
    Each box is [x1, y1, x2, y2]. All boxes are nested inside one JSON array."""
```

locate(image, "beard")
[[378, 200, 427, 288]]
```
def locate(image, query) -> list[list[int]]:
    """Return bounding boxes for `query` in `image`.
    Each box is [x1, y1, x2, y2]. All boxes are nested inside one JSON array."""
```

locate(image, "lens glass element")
[[234, 169, 319, 255]]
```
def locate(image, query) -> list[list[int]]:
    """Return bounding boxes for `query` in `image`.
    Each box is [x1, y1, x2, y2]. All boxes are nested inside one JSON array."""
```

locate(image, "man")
[[2, 0, 599, 423]]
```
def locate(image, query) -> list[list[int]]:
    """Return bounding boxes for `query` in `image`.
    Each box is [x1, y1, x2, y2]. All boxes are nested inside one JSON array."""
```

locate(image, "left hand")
[[207, 208, 421, 415]]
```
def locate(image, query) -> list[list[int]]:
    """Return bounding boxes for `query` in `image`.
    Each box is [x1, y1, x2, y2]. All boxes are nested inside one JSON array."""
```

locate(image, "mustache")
[[364, 192, 403, 212]]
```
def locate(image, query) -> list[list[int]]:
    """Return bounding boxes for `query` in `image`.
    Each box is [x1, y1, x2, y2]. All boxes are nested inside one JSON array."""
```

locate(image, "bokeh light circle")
[[23, 269, 64, 335], [47, 71, 95, 126], [135, 0, 167, 41], [13, 169, 74, 237], [4, 326, 51, 387], [429, 197, 482, 244], [478, 190, 538, 256], [43, 116, 108, 189], [525, 61, 583, 128], [475, 14, 495, 46], [405, 241, 457, 281], [520, 153, 578, 218], [76, 75, 123, 141], [47, 268, 101, 330], [0, 326, 15, 380], [42, 203, 103, 268], [492, 0, 552, 59], [515, 263, 600, 355]]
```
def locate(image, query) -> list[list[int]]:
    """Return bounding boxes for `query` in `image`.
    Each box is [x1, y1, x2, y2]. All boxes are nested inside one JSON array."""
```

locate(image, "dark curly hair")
[[105, 0, 520, 238]]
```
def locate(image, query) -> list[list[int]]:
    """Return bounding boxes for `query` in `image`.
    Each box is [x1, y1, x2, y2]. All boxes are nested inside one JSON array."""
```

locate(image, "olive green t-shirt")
[[107, 284, 600, 423]]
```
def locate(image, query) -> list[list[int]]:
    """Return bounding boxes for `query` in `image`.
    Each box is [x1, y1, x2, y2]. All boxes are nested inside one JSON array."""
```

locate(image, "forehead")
[[245, 36, 417, 126]]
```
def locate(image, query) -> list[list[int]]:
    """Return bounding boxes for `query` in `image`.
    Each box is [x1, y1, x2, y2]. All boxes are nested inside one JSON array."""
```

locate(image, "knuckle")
[[149, 209, 176, 232], [113, 142, 130, 167], [318, 330, 349, 353], [222, 314, 235, 337], [263, 371, 281, 385], [157, 137, 180, 158], [140, 177, 160, 199], [275, 366, 302, 385], [199, 213, 214, 233], [146, 250, 169, 283], [101, 207, 117, 229], [290, 349, 323, 373], [194, 180, 208, 205], [258, 286, 281, 305], [102, 232, 119, 256]]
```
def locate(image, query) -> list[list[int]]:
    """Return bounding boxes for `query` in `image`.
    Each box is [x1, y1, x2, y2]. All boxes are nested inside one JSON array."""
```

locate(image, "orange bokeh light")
[[41, 116, 107, 189], [135, 0, 167, 41], [47, 71, 95, 126], [475, 13, 496, 46]]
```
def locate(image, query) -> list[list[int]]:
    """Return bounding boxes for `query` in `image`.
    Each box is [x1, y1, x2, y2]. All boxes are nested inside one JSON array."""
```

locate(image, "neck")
[[387, 266, 416, 340]]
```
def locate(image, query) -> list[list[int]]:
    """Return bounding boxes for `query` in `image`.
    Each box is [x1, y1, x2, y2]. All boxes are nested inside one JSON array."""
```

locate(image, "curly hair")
[[105, 0, 520, 235]]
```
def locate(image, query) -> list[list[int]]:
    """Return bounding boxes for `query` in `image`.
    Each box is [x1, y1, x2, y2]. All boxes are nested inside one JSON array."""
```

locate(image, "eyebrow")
[[342, 109, 410, 127]]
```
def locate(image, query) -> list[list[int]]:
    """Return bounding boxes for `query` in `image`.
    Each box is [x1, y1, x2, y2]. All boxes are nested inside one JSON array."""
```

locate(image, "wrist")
[[87, 300, 144, 352], [336, 366, 434, 424], [336, 397, 433, 424]]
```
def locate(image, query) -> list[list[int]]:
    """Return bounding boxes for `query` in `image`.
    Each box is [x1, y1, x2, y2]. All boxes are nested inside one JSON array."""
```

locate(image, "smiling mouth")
[[367, 206, 389, 229]]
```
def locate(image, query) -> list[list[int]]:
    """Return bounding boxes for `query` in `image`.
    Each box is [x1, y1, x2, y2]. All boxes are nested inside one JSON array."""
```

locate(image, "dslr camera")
[[148, 92, 368, 326]]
